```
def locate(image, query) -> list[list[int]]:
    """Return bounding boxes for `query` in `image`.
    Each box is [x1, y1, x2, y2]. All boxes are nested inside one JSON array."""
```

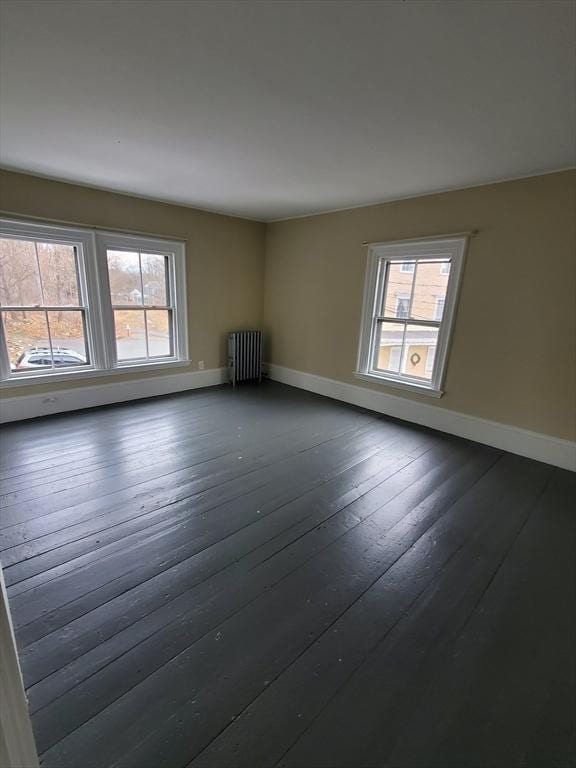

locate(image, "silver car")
[[14, 346, 87, 370]]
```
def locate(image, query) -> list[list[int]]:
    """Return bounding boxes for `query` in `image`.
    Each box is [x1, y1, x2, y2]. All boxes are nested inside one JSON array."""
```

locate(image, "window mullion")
[[44, 308, 55, 369], [398, 322, 408, 376], [91, 236, 117, 369], [144, 309, 150, 359], [33, 241, 46, 306]]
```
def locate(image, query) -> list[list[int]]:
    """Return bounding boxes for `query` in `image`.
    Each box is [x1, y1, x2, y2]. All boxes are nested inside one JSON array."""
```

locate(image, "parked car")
[[14, 347, 87, 370]]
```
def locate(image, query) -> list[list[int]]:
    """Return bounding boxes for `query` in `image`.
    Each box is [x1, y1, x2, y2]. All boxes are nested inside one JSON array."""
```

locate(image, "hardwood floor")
[[0, 381, 573, 768]]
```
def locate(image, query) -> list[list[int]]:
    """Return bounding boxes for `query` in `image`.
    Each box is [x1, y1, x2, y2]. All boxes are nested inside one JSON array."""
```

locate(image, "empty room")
[[0, 1, 574, 767]]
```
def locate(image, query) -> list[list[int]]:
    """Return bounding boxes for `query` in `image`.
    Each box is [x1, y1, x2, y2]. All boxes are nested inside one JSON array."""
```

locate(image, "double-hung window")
[[0, 219, 188, 385], [356, 236, 467, 396]]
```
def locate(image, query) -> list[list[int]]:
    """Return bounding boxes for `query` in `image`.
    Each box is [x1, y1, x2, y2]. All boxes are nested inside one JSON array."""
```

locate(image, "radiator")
[[228, 330, 263, 386]]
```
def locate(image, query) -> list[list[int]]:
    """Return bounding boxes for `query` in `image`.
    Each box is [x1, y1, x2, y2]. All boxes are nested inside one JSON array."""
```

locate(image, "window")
[[0, 219, 188, 385], [425, 345, 436, 374], [106, 249, 173, 361], [356, 237, 467, 396], [434, 296, 445, 321], [395, 294, 410, 319], [0, 237, 90, 373]]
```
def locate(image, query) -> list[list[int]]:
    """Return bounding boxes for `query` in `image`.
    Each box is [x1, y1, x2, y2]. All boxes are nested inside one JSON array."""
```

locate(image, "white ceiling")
[[0, 0, 574, 221]]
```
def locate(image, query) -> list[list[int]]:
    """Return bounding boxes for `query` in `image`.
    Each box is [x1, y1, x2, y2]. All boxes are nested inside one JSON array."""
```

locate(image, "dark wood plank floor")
[[1, 381, 573, 768]]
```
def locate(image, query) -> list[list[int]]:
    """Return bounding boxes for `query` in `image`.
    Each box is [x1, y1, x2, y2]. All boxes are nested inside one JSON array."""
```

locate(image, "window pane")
[[107, 250, 142, 305], [434, 297, 445, 321], [410, 261, 449, 322], [0, 238, 42, 306], [141, 253, 168, 306], [425, 345, 436, 374], [382, 262, 414, 318], [146, 309, 172, 357], [114, 309, 146, 360], [47, 311, 88, 366], [37, 243, 80, 306], [402, 324, 439, 381], [2, 310, 51, 370], [374, 321, 404, 372]]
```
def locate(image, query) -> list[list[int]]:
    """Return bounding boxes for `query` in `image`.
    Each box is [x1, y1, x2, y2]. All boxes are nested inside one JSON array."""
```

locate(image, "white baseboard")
[[267, 364, 576, 472], [0, 367, 228, 423]]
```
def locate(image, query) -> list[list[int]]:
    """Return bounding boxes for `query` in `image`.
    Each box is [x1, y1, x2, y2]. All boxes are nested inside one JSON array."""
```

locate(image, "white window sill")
[[0, 359, 192, 389], [354, 371, 444, 398]]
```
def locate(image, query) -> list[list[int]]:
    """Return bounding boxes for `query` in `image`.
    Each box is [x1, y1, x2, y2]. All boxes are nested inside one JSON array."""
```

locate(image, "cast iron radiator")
[[228, 330, 263, 385]]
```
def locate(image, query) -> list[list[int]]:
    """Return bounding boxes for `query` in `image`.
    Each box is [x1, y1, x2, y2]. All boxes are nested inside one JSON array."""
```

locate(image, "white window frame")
[[355, 236, 468, 397], [0, 219, 189, 388]]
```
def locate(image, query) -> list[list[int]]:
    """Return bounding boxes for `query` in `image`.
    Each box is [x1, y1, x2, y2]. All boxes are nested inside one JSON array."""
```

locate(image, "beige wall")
[[0, 170, 266, 396], [1, 169, 574, 441], [264, 171, 576, 441]]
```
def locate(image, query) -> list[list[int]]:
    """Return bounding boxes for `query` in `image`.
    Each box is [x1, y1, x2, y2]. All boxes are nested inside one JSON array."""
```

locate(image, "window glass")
[[410, 261, 449, 322], [401, 324, 439, 381], [107, 250, 142, 304], [4, 311, 51, 369], [434, 297, 445, 321], [37, 243, 79, 305], [47, 310, 88, 366], [147, 309, 172, 357], [395, 294, 410, 319], [141, 253, 168, 306], [382, 262, 414, 318], [426, 345, 437, 374], [0, 238, 42, 306], [373, 321, 404, 372], [114, 309, 147, 360]]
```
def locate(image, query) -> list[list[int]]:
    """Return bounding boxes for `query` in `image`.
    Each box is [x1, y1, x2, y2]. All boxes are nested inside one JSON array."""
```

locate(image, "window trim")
[[355, 236, 468, 397], [0, 219, 189, 388]]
